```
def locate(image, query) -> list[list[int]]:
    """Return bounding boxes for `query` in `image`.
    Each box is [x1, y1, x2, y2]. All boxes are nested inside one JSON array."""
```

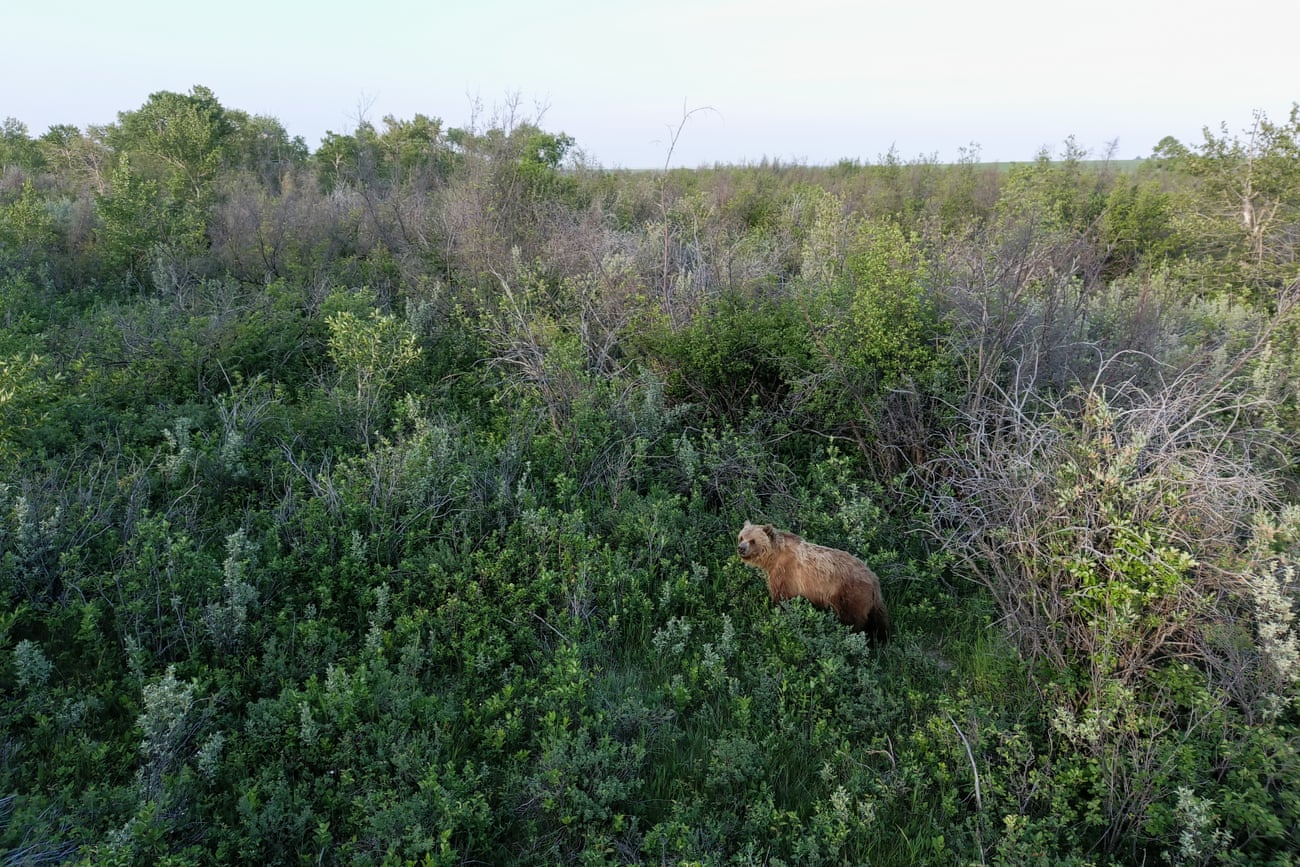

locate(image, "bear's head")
[[736, 521, 777, 563]]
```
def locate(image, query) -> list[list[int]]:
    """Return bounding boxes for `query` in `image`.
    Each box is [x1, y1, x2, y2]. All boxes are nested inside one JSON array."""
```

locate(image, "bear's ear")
[[761, 524, 777, 540]]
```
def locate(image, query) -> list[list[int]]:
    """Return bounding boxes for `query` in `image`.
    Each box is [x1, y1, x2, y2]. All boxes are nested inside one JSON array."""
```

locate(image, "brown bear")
[[736, 521, 892, 644]]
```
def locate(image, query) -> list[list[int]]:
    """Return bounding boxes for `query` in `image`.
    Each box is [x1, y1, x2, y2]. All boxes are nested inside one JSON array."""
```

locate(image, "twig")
[[945, 711, 983, 813]]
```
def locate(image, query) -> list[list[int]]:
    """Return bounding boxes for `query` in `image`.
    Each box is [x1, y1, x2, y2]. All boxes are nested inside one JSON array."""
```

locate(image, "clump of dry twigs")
[[927, 282, 1298, 700]]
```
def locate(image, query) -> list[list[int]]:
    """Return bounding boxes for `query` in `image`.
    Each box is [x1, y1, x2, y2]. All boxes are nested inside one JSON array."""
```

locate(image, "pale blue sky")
[[4, 0, 1297, 168]]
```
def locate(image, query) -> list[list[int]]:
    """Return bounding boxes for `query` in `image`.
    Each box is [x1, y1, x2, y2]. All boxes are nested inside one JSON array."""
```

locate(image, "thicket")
[[1, 89, 1299, 865]]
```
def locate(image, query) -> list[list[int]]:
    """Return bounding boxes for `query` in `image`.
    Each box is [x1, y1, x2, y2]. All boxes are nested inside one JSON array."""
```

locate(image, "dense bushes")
[[1, 93, 1298, 864]]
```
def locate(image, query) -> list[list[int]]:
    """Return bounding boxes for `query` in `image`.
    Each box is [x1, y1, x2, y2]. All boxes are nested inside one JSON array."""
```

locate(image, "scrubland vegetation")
[[1, 87, 1299, 865]]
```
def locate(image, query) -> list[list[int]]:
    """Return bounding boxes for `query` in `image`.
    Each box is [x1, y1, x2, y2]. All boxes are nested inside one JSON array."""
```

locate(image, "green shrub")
[[640, 290, 811, 423]]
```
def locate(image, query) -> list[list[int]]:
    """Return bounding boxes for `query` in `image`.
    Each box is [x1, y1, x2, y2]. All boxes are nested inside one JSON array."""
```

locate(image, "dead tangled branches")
[[926, 295, 1295, 681]]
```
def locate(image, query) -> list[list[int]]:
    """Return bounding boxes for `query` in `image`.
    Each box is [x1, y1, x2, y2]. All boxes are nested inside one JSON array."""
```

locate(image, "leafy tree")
[[38, 123, 111, 195], [1101, 175, 1177, 274], [222, 110, 308, 190], [314, 112, 452, 193], [997, 137, 1114, 234], [0, 180, 58, 267], [1153, 105, 1300, 301], [94, 157, 177, 282], [314, 120, 382, 193], [515, 125, 575, 197], [95, 86, 239, 284], [0, 117, 44, 171], [107, 85, 233, 201], [440, 116, 578, 280], [377, 112, 454, 185]]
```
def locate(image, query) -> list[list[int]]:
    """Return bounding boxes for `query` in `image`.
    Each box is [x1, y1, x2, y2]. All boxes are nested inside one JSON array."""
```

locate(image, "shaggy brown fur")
[[736, 521, 892, 644]]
